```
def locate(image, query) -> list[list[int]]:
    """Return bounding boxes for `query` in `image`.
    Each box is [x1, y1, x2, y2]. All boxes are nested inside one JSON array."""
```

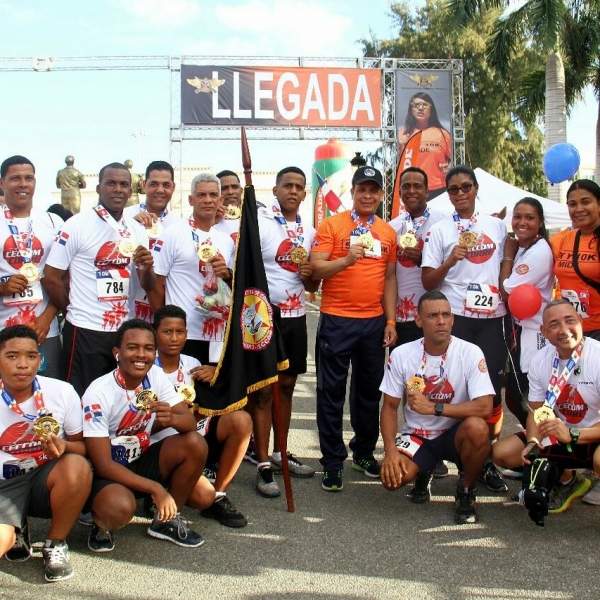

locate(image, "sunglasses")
[[447, 183, 474, 195], [411, 102, 431, 109]]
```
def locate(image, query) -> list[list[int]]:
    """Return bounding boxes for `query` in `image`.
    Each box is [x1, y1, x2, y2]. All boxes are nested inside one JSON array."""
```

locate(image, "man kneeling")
[[0, 325, 91, 582], [379, 291, 494, 524]]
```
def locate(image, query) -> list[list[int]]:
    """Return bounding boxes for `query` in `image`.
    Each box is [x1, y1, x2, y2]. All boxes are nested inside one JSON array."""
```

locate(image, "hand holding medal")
[[135, 389, 158, 412], [406, 376, 426, 394]]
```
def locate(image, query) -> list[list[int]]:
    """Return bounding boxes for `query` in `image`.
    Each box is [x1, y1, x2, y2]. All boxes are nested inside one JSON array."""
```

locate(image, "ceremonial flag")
[[391, 131, 423, 219], [195, 184, 288, 416], [314, 171, 343, 214]]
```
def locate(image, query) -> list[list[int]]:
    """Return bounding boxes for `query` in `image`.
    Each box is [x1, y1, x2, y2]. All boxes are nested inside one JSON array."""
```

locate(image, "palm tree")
[[445, 0, 595, 201]]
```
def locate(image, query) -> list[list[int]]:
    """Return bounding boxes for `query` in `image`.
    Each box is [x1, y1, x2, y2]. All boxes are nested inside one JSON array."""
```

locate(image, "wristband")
[[526, 438, 539, 446], [501, 256, 514, 263], [386, 320, 396, 326]]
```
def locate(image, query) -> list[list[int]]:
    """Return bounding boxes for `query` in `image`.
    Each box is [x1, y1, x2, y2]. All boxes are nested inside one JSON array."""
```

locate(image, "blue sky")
[[0, 0, 595, 206]]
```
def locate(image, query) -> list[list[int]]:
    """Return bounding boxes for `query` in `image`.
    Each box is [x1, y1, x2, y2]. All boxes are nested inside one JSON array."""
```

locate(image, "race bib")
[[110, 433, 150, 465], [3, 280, 43, 307], [350, 234, 382, 259], [465, 283, 499, 314], [2, 455, 41, 479], [395, 433, 424, 459], [561, 289, 589, 318], [196, 416, 212, 437], [96, 269, 130, 302]]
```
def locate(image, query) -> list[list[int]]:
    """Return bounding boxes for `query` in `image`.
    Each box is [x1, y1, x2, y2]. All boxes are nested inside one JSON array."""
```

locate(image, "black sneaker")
[[409, 472, 433, 504], [5, 520, 31, 562], [454, 485, 478, 524], [322, 470, 343, 492], [87, 524, 115, 553], [202, 464, 218, 484], [201, 496, 247, 528], [479, 462, 508, 492], [42, 540, 74, 582], [433, 460, 449, 478], [256, 466, 280, 498], [143, 496, 157, 518], [77, 512, 94, 527], [147, 514, 204, 548], [351, 458, 381, 478]]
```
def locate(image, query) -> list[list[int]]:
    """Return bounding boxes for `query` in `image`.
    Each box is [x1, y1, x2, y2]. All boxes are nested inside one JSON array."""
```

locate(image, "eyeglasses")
[[411, 102, 431, 109], [447, 183, 474, 195]]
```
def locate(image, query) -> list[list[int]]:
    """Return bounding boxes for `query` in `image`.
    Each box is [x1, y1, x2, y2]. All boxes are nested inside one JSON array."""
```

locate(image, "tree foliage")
[[361, 0, 547, 193]]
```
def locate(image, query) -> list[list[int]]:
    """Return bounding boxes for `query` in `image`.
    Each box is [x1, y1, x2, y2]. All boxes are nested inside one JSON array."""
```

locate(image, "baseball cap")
[[352, 166, 383, 188]]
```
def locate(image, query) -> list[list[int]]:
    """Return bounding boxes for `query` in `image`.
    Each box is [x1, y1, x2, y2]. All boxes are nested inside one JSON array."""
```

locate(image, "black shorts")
[[278, 314, 308, 375], [0, 459, 59, 528], [397, 422, 464, 474], [394, 320, 422, 348], [515, 431, 599, 469], [87, 440, 166, 508], [196, 415, 224, 465]]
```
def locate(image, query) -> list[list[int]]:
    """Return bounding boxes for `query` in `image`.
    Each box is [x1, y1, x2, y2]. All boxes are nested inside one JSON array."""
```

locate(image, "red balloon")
[[508, 284, 543, 320]]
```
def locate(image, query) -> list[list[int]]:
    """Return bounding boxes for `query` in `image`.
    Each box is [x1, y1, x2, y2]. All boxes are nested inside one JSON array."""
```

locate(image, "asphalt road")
[[1, 305, 599, 599]]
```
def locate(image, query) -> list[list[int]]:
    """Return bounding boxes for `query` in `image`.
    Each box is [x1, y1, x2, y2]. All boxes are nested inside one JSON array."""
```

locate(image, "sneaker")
[[147, 514, 204, 548], [77, 511, 94, 527], [548, 472, 591, 514], [478, 462, 508, 492], [87, 524, 115, 553], [256, 466, 280, 498], [200, 496, 247, 528], [202, 465, 217, 484], [501, 467, 524, 480], [321, 470, 343, 492], [271, 453, 316, 478], [143, 496, 157, 518], [5, 520, 31, 562], [433, 460, 449, 478], [582, 479, 600, 505], [351, 458, 381, 479], [409, 472, 433, 504], [454, 485, 478, 524], [243, 437, 258, 464], [42, 540, 74, 582]]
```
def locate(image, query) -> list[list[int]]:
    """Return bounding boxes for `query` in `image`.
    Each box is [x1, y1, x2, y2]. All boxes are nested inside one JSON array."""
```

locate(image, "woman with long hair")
[[551, 179, 600, 340], [397, 92, 452, 199]]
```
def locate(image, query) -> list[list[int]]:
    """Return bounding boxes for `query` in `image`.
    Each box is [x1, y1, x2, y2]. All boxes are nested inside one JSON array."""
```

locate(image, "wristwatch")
[[569, 427, 580, 444], [434, 403, 444, 417]]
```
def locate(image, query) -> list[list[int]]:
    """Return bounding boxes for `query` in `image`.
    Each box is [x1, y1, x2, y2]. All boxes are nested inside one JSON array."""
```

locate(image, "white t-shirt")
[[0, 376, 82, 479], [152, 220, 235, 341], [213, 218, 240, 245], [422, 214, 507, 318], [380, 336, 495, 439], [45, 207, 149, 331], [152, 353, 201, 442], [528, 338, 600, 428], [389, 209, 446, 322], [82, 365, 180, 464], [259, 201, 316, 318], [0, 209, 63, 337]]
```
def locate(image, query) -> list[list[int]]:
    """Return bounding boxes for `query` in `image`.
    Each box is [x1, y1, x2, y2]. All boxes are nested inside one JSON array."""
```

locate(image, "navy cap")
[[352, 166, 383, 188]]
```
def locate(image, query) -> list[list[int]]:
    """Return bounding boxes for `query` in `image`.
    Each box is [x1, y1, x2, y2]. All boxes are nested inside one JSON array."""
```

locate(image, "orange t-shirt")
[[312, 212, 397, 318], [551, 228, 600, 332]]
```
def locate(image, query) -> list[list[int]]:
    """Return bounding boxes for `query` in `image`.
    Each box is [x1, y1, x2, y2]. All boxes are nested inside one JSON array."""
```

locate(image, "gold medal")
[[533, 405, 555, 424], [399, 233, 418, 248], [33, 415, 59, 440], [147, 221, 163, 239], [225, 206, 241, 220], [118, 239, 137, 258], [135, 389, 158, 412], [406, 376, 426, 394], [458, 231, 478, 249], [197, 244, 217, 261], [19, 263, 39, 283], [290, 246, 308, 265], [357, 233, 374, 250], [177, 383, 196, 406]]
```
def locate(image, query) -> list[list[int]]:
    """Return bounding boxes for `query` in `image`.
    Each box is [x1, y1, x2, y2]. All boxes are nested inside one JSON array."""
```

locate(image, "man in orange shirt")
[[310, 166, 398, 492]]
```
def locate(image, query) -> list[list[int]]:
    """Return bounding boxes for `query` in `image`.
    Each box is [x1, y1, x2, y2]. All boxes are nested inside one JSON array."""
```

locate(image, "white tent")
[[427, 168, 571, 230]]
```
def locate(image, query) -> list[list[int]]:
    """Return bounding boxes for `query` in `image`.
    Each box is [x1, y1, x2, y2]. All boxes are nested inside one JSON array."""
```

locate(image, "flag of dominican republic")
[[56, 231, 69, 246], [84, 404, 103, 423], [153, 239, 163, 253], [315, 171, 343, 213]]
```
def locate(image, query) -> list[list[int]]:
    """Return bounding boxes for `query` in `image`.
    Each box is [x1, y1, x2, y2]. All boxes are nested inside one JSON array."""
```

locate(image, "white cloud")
[[111, 0, 201, 27]]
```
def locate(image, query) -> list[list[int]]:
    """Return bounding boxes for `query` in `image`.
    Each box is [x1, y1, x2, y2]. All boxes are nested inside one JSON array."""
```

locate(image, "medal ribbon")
[[94, 205, 132, 239], [350, 210, 375, 235], [114, 369, 151, 413], [403, 209, 430, 235], [3, 205, 34, 265], [272, 203, 304, 247], [140, 203, 167, 220], [545, 342, 584, 408], [415, 338, 452, 380], [452, 211, 478, 234], [188, 216, 208, 254], [154, 356, 185, 383], [0, 377, 46, 421]]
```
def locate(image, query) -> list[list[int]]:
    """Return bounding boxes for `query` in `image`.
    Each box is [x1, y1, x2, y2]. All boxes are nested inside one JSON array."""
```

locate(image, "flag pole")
[[241, 127, 295, 512]]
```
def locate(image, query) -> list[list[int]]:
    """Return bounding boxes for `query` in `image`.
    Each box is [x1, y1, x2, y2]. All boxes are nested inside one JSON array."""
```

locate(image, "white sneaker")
[[582, 480, 600, 505]]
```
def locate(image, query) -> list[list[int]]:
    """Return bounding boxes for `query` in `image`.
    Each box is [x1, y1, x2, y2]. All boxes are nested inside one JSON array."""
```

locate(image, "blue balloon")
[[542, 143, 581, 184]]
